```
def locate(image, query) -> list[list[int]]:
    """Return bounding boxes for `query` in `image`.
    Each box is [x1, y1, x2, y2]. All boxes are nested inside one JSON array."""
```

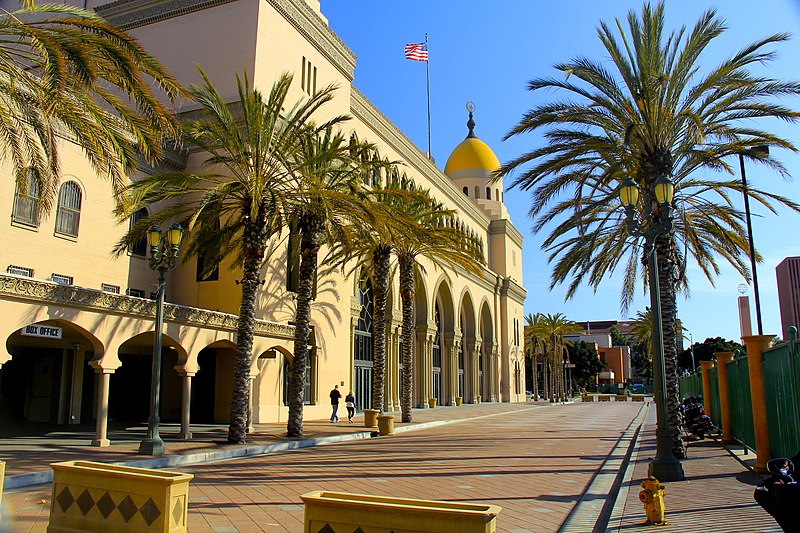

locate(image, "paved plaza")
[[0, 401, 781, 532]]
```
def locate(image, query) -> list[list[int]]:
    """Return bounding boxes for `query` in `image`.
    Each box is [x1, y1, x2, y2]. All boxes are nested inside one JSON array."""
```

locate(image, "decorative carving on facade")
[[0, 275, 293, 339], [95, 0, 237, 29]]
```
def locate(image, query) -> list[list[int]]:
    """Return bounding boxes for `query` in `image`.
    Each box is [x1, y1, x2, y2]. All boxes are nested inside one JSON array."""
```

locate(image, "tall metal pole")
[[425, 33, 431, 159], [738, 153, 763, 335], [140, 267, 166, 455], [647, 240, 685, 481]]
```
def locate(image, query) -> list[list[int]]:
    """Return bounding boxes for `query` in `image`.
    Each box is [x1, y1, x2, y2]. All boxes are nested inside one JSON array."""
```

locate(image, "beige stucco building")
[[0, 0, 526, 446]]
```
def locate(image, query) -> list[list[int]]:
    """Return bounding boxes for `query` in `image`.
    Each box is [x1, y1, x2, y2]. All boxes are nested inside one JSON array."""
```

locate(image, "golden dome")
[[444, 137, 501, 174]]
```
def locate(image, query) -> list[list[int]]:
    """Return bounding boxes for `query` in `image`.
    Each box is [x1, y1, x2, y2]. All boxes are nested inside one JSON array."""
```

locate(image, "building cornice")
[[488, 219, 524, 248], [0, 274, 293, 340], [95, 0, 237, 30], [267, 0, 356, 82], [500, 277, 527, 305], [350, 89, 490, 229]]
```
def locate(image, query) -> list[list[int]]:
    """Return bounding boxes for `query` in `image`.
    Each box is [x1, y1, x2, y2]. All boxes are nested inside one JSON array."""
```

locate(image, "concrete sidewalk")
[[607, 405, 780, 533]]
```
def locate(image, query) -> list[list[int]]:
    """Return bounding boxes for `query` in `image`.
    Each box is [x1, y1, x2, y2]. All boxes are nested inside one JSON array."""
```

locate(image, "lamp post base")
[[649, 458, 685, 482], [138, 437, 166, 456]]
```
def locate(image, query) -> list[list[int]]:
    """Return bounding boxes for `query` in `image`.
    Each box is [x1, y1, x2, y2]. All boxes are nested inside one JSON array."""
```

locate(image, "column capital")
[[714, 352, 734, 365], [741, 334, 776, 349]]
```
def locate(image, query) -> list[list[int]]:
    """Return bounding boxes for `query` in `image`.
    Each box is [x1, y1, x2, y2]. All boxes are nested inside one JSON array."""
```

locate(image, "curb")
[[559, 403, 648, 533]]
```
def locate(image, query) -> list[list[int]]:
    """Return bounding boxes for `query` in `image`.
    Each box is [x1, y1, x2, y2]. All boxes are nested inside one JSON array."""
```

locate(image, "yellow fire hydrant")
[[639, 476, 667, 525]]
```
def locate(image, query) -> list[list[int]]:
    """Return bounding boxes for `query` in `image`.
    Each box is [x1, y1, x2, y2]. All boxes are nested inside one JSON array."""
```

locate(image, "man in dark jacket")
[[329, 385, 342, 423]]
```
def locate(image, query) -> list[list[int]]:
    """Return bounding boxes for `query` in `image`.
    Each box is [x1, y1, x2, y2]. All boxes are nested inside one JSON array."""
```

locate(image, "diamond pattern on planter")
[[76, 489, 95, 515], [96, 491, 116, 519], [317, 525, 335, 533], [172, 498, 183, 526], [56, 486, 75, 513], [139, 497, 161, 526], [118, 495, 138, 522]]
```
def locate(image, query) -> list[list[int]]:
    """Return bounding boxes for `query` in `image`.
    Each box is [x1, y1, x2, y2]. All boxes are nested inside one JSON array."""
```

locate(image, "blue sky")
[[322, 1, 800, 345]]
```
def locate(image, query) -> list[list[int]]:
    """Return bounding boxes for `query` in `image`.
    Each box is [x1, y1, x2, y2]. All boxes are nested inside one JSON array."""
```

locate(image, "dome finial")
[[466, 101, 476, 138]]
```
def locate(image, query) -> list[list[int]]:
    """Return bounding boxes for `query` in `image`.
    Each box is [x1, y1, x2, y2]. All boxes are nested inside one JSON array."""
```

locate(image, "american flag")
[[404, 42, 428, 62]]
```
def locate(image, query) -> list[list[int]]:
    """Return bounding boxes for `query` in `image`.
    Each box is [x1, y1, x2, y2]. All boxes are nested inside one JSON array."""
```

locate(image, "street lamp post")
[[619, 176, 685, 482], [139, 223, 184, 456], [738, 145, 769, 336]]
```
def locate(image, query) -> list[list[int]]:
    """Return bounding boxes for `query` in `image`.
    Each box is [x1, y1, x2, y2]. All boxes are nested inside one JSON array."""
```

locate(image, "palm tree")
[[283, 129, 390, 438], [538, 313, 582, 401], [392, 187, 484, 423], [1, 2, 184, 214], [116, 70, 345, 444], [326, 171, 425, 414], [499, 2, 800, 457], [524, 313, 548, 401]]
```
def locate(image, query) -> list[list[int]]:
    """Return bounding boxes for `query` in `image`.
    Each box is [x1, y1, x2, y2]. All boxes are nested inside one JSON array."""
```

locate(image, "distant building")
[[574, 318, 684, 352], [776, 257, 800, 339], [564, 332, 632, 385]]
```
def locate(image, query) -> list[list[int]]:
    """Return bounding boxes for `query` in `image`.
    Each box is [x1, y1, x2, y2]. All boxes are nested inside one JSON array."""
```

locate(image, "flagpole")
[[425, 32, 431, 159]]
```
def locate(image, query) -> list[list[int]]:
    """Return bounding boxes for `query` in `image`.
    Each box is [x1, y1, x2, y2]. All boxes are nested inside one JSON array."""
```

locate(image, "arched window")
[[495, 189, 500, 201], [129, 208, 149, 256], [12, 174, 40, 227], [462, 186, 468, 196], [55, 181, 82, 237], [486, 186, 491, 201], [474, 186, 480, 198], [353, 278, 374, 411]]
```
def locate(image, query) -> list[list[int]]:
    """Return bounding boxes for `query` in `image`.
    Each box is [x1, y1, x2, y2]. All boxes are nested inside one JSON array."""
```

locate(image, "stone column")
[[444, 333, 458, 406], [700, 360, 714, 416], [69, 344, 86, 425], [742, 334, 775, 472], [714, 352, 735, 443], [92, 368, 113, 447], [178, 372, 194, 440]]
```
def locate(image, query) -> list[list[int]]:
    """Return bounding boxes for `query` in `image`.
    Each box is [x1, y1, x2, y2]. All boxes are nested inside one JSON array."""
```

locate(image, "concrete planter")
[[598, 395, 612, 402], [48, 460, 192, 533], [428, 397, 437, 409], [581, 395, 593, 402], [301, 490, 501, 533], [363, 409, 380, 428], [455, 396, 463, 406], [632, 394, 646, 402], [377, 414, 395, 436], [615, 394, 628, 402], [476, 395, 482, 404]]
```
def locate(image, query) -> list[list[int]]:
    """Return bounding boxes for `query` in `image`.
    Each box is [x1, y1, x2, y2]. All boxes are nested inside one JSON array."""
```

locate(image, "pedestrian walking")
[[329, 385, 342, 423], [345, 391, 356, 423]]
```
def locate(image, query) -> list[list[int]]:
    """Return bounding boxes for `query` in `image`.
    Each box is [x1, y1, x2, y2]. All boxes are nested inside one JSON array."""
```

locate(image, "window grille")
[[101, 283, 120, 294], [12, 176, 40, 226], [54, 182, 82, 237], [7, 265, 33, 277], [51, 274, 73, 285], [126, 288, 145, 298]]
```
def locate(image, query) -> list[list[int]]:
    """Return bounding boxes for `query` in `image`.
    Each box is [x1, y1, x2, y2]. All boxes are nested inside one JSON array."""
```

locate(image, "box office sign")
[[21, 324, 63, 339]]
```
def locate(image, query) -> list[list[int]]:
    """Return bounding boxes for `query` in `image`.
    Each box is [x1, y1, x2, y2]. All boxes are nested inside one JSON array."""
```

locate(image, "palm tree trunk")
[[227, 224, 263, 444], [399, 255, 415, 423], [371, 245, 390, 411], [532, 353, 539, 401], [656, 231, 685, 458], [287, 224, 321, 438]]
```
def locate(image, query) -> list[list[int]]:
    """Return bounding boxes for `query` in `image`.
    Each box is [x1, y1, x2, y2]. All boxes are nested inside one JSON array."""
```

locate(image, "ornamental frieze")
[[0, 275, 293, 340]]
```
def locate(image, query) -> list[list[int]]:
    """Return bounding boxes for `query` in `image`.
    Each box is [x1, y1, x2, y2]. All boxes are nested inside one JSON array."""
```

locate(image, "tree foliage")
[[679, 336, 744, 373], [567, 341, 605, 389]]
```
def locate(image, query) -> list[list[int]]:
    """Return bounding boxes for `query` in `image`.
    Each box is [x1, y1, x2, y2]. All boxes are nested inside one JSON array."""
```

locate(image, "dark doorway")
[[192, 348, 217, 423]]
